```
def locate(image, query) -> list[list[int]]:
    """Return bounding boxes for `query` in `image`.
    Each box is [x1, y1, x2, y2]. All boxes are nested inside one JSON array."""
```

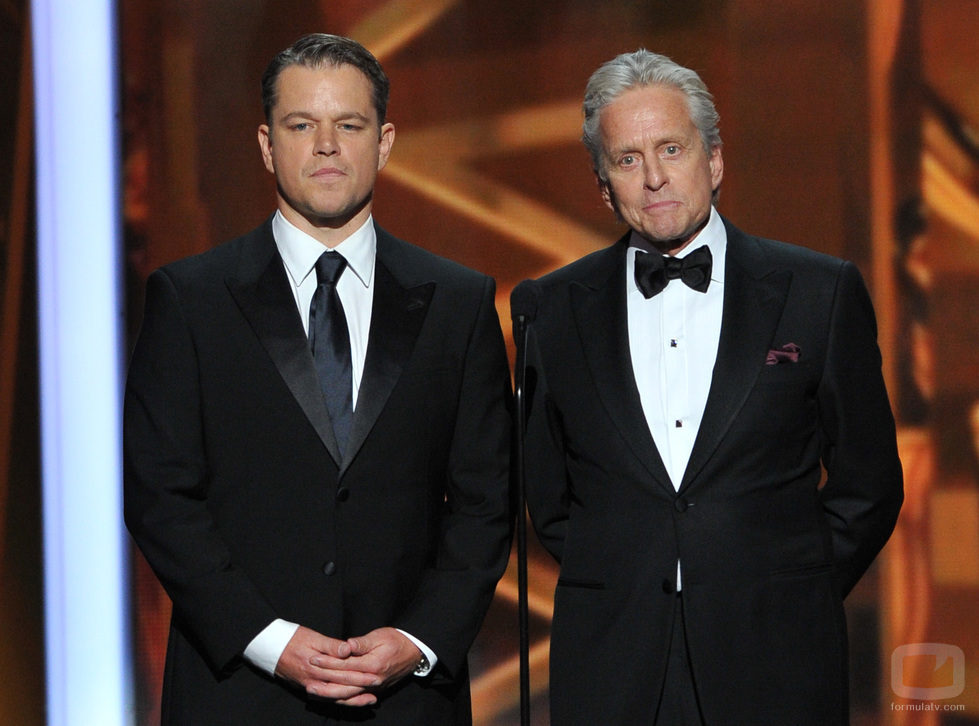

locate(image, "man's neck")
[[629, 210, 712, 256], [277, 203, 372, 249]]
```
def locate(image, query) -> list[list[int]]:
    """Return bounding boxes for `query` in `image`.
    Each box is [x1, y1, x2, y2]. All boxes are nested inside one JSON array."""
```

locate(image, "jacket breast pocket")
[[768, 561, 835, 581], [754, 359, 815, 386], [556, 576, 606, 590], [739, 362, 818, 436]]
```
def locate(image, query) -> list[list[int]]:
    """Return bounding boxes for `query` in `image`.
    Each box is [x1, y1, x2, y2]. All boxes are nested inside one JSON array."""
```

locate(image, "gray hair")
[[261, 34, 390, 127], [582, 50, 721, 183]]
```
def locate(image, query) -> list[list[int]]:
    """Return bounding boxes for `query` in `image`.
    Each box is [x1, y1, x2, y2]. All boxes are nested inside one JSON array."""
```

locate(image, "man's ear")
[[599, 176, 615, 214], [258, 124, 274, 174], [709, 145, 724, 191], [377, 122, 395, 171]]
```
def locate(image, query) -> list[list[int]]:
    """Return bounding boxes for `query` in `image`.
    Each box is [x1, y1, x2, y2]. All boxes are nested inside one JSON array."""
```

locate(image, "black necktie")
[[634, 245, 712, 298], [309, 251, 353, 456]]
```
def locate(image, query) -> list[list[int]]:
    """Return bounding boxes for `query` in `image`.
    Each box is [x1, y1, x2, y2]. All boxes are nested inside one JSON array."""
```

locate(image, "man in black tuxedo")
[[513, 50, 903, 725], [125, 34, 511, 725]]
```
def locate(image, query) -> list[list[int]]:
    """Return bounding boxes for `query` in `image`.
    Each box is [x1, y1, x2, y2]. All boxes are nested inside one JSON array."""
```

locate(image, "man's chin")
[[635, 217, 709, 253], [291, 200, 372, 232]]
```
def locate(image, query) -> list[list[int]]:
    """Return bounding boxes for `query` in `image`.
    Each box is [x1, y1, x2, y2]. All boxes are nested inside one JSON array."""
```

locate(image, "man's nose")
[[643, 157, 666, 190], [314, 126, 338, 155]]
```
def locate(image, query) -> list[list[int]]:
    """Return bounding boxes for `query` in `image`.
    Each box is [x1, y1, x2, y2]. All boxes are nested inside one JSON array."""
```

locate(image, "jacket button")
[[322, 561, 336, 576], [674, 497, 691, 513], [336, 486, 350, 502], [661, 579, 675, 594]]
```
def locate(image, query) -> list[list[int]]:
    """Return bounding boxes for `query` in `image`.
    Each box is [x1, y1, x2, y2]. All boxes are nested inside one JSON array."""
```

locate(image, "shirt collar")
[[272, 210, 376, 289], [628, 205, 726, 284]]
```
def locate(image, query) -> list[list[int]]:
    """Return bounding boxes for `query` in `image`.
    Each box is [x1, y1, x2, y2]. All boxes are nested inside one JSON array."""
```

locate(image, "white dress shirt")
[[242, 211, 436, 676], [626, 206, 727, 590]]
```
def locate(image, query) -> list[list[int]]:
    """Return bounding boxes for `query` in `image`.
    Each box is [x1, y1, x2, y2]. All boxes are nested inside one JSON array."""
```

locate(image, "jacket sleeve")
[[515, 280, 572, 564], [816, 261, 904, 596], [393, 275, 514, 679], [124, 269, 278, 674]]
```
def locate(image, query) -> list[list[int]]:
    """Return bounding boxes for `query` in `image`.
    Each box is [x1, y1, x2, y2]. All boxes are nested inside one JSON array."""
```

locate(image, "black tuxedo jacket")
[[124, 218, 512, 725], [515, 219, 903, 725]]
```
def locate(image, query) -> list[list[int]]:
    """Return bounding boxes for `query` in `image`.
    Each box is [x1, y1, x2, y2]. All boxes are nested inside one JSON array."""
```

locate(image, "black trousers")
[[654, 595, 705, 726]]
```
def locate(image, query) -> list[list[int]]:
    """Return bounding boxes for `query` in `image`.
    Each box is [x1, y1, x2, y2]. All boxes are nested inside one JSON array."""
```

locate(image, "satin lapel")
[[225, 225, 342, 465], [342, 240, 433, 475], [679, 226, 791, 491], [571, 242, 674, 494]]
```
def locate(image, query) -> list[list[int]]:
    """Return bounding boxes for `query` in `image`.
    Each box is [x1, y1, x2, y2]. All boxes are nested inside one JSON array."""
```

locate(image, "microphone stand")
[[513, 311, 531, 726]]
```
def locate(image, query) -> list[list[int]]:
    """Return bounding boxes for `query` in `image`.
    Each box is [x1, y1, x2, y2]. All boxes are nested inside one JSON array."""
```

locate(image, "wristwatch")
[[414, 652, 431, 676]]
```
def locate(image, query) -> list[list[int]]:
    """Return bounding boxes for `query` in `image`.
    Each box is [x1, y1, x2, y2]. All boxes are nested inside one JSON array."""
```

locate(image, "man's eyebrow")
[[278, 110, 315, 123], [279, 110, 372, 121], [606, 142, 641, 156], [334, 111, 372, 123]]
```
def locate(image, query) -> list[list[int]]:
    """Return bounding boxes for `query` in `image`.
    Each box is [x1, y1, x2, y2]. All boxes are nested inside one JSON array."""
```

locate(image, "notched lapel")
[[226, 245, 343, 466], [680, 236, 791, 491], [342, 259, 434, 474], [570, 246, 674, 494]]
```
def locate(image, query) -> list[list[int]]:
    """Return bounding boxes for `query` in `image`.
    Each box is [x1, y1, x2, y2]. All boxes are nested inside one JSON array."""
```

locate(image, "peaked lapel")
[[679, 221, 792, 491], [341, 227, 434, 476], [570, 239, 674, 494], [225, 220, 343, 465]]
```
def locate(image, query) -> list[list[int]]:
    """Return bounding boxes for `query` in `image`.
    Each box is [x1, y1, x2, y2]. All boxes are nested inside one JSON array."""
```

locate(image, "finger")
[[336, 692, 379, 707], [310, 636, 352, 659], [306, 682, 368, 701], [325, 639, 353, 659], [345, 635, 369, 655], [338, 654, 382, 675], [309, 666, 379, 688], [308, 655, 365, 672], [285, 627, 352, 660], [311, 652, 379, 674]]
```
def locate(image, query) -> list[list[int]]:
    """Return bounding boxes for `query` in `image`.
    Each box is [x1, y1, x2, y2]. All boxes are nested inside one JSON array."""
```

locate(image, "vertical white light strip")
[[32, 0, 132, 724]]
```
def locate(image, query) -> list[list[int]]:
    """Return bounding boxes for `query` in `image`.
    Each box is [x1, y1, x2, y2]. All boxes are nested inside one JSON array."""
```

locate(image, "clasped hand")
[[274, 626, 423, 706]]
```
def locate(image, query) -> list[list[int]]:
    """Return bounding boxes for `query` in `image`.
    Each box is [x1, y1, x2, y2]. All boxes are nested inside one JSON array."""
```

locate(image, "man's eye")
[[620, 155, 637, 166], [664, 145, 680, 155], [291, 123, 309, 131]]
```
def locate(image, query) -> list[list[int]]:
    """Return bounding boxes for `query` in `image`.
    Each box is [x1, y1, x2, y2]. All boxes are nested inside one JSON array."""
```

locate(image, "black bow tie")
[[634, 245, 712, 298]]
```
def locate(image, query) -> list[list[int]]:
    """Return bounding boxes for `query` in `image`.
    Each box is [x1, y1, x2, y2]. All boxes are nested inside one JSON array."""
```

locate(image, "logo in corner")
[[891, 643, 965, 700]]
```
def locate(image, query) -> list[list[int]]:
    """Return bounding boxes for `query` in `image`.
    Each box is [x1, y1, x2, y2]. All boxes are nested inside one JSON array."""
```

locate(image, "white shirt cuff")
[[243, 619, 300, 676], [242, 620, 436, 678], [397, 629, 437, 676]]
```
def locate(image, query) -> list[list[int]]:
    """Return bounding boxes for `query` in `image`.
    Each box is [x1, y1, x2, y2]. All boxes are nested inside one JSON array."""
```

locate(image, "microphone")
[[510, 280, 540, 325], [509, 280, 540, 726], [510, 280, 539, 421]]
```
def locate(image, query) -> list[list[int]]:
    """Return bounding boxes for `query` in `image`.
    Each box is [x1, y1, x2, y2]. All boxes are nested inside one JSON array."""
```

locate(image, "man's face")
[[258, 63, 394, 242], [598, 84, 722, 253]]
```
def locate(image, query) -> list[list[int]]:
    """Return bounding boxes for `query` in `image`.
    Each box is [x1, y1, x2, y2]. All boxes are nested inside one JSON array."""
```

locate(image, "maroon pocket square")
[[765, 343, 801, 365]]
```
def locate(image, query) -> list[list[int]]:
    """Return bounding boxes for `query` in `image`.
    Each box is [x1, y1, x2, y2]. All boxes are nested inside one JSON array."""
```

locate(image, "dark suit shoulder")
[[752, 236, 844, 269], [375, 224, 492, 291], [724, 219, 850, 279], [510, 236, 625, 318], [154, 218, 274, 290], [533, 237, 626, 290], [510, 238, 625, 333]]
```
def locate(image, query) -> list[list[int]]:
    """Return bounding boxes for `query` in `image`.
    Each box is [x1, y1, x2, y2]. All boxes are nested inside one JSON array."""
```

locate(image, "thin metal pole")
[[513, 313, 531, 726]]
